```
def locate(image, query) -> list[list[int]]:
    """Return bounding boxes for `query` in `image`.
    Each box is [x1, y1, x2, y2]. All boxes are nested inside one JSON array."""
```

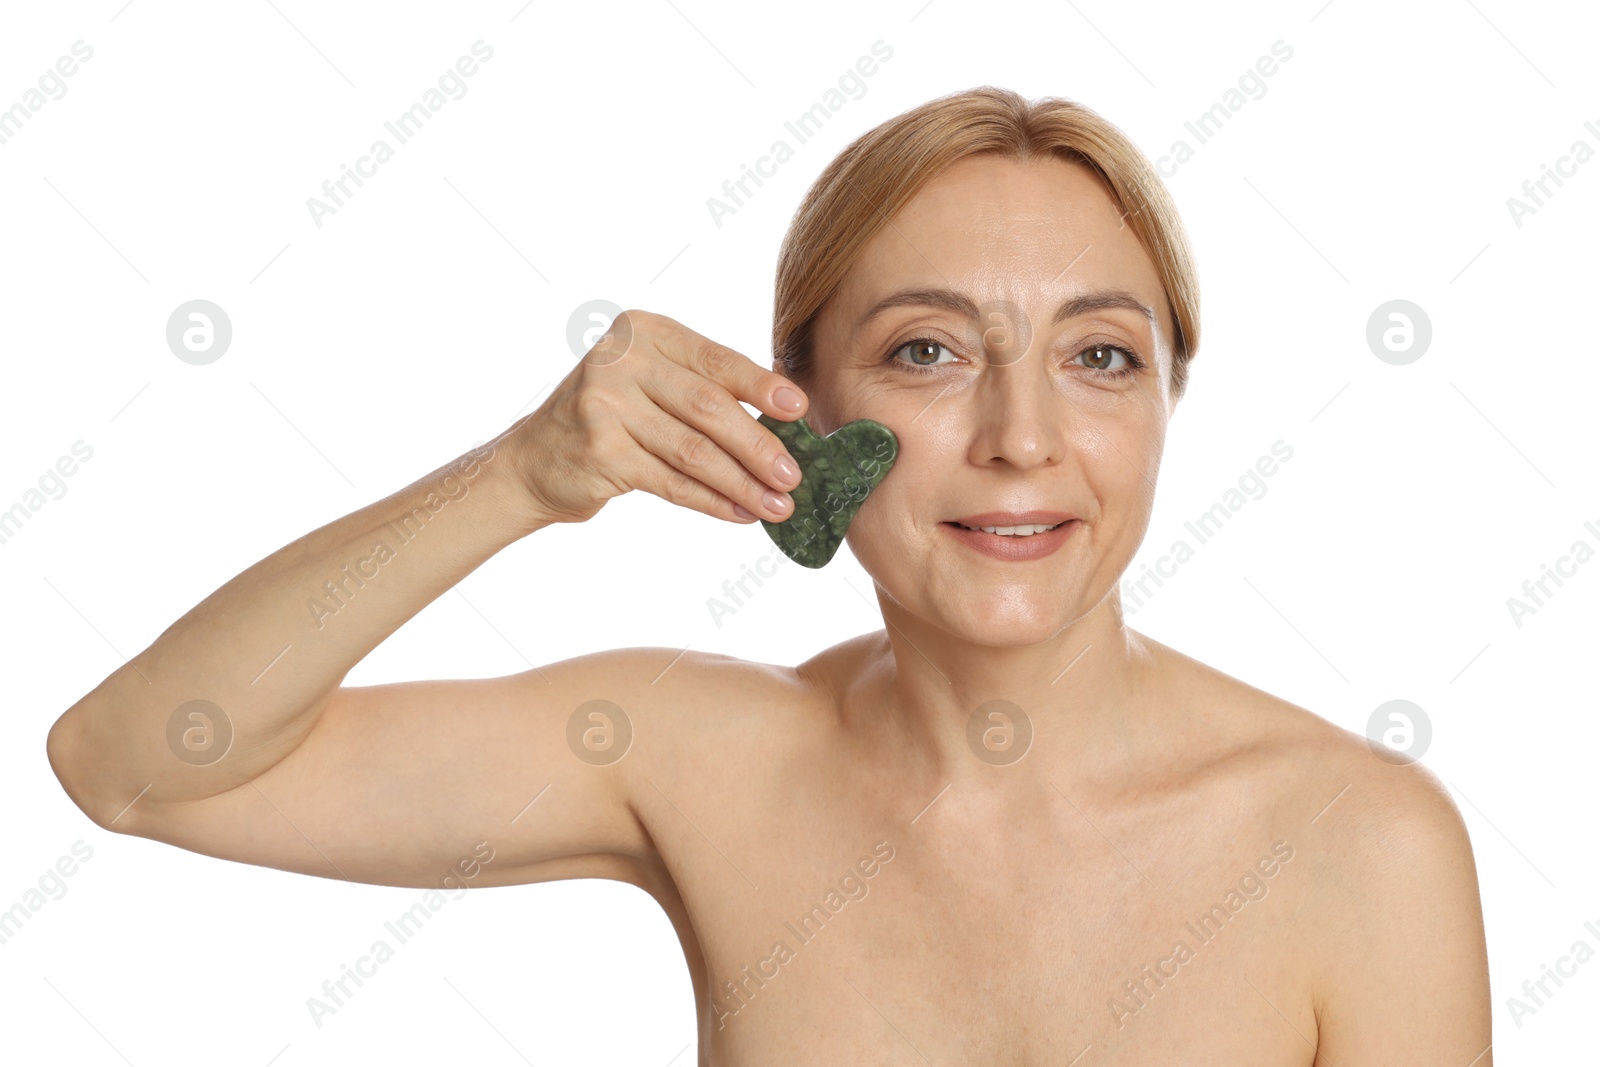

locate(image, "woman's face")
[[803, 153, 1177, 646]]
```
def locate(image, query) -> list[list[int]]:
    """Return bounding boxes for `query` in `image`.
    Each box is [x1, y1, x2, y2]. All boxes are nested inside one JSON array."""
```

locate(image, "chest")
[[635, 760, 1316, 1065]]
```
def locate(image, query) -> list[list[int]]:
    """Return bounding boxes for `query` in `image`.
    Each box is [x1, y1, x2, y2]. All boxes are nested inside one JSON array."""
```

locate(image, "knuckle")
[[661, 466, 699, 506], [675, 429, 716, 470], [610, 308, 654, 349], [636, 309, 684, 343], [649, 309, 688, 333], [696, 341, 737, 381], [584, 420, 623, 467], [572, 386, 614, 423], [685, 379, 724, 421]]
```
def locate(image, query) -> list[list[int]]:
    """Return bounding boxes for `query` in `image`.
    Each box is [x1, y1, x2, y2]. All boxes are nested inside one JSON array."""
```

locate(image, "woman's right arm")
[[44, 309, 809, 890]]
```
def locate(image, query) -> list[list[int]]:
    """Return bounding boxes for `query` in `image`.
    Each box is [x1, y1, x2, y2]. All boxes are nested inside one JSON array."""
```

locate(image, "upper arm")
[[115, 647, 698, 894], [1309, 760, 1492, 1064]]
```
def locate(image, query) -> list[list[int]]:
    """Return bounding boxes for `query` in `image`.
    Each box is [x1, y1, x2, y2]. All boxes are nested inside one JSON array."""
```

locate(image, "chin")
[[943, 592, 1082, 647], [944, 616, 1066, 649], [871, 567, 1081, 648]]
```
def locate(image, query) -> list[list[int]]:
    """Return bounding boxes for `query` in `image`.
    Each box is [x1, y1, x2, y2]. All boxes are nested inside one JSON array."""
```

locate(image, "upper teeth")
[[958, 522, 1062, 536]]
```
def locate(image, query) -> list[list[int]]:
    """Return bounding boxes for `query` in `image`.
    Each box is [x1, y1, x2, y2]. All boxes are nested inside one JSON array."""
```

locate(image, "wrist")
[[455, 433, 556, 540]]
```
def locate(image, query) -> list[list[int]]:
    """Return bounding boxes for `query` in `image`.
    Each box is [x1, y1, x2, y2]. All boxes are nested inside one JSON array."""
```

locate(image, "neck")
[[847, 593, 1154, 789]]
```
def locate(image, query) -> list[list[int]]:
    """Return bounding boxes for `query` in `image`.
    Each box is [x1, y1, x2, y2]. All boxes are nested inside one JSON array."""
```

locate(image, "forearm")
[[47, 434, 546, 822]]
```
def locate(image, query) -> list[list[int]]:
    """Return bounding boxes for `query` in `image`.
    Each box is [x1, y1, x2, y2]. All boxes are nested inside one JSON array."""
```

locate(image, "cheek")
[[845, 440, 934, 546], [1074, 391, 1166, 462], [850, 469, 912, 541], [1074, 410, 1167, 522], [1121, 411, 1168, 481], [871, 413, 956, 495], [805, 394, 862, 440]]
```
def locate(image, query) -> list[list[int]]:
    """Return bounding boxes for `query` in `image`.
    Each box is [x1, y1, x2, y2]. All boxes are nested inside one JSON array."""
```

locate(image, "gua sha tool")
[[756, 413, 898, 568]]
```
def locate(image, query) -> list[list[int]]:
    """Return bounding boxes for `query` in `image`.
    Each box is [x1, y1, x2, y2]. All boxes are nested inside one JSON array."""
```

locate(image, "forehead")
[[828, 154, 1168, 330]]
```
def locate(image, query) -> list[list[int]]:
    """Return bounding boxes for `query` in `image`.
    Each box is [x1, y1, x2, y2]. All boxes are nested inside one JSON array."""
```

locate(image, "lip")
[[940, 513, 1079, 562], [947, 510, 1076, 528]]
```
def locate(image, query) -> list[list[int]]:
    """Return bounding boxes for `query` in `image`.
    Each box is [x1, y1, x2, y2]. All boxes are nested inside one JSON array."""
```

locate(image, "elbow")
[[46, 707, 128, 834]]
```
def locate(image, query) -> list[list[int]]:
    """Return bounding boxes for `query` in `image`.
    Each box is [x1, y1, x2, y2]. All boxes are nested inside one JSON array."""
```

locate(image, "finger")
[[639, 361, 803, 495], [621, 421, 775, 524], [661, 320, 809, 421], [626, 402, 793, 522]]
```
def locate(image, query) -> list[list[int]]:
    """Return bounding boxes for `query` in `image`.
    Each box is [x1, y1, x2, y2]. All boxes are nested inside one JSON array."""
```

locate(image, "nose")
[[965, 342, 1066, 471]]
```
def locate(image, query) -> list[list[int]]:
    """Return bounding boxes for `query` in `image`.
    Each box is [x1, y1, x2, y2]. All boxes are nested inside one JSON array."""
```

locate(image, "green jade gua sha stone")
[[756, 412, 898, 568]]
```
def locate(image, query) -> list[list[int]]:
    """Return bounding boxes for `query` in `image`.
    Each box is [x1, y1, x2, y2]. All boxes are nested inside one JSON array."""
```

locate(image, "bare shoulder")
[[572, 641, 834, 757], [1142, 635, 1491, 1058], [1142, 635, 1468, 840]]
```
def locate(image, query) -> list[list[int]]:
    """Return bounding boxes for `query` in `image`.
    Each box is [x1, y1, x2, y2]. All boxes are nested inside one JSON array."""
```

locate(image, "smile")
[[950, 521, 1063, 536], [939, 518, 1079, 561]]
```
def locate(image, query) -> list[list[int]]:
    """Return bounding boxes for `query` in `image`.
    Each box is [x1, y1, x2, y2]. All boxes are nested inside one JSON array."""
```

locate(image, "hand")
[[504, 309, 810, 526]]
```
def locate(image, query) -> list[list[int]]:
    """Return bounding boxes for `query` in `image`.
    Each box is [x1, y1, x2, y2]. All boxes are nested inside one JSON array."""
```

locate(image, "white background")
[[2, 0, 1595, 1062]]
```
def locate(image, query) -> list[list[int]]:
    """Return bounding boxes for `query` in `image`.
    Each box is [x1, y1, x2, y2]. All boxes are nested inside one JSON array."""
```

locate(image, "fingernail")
[[763, 490, 790, 514], [774, 386, 803, 411], [774, 455, 799, 483], [733, 504, 757, 521]]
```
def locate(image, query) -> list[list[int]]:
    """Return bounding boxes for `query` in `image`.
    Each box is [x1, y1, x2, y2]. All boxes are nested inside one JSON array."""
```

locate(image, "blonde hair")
[[772, 86, 1201, 401]]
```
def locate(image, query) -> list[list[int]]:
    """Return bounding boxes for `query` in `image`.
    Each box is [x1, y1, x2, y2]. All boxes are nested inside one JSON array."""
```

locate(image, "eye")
[[884, 336, 1146, 379], [886, 338, 958, 373], [1075, 342, 1145, 379]]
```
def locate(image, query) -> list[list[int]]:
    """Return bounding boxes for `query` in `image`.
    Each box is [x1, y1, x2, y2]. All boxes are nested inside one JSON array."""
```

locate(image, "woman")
[[47, 86, 1491, 1063]]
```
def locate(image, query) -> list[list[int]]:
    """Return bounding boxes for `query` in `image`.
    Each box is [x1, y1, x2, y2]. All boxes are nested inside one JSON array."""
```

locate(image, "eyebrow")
[[856, 286, 1156, 330]]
